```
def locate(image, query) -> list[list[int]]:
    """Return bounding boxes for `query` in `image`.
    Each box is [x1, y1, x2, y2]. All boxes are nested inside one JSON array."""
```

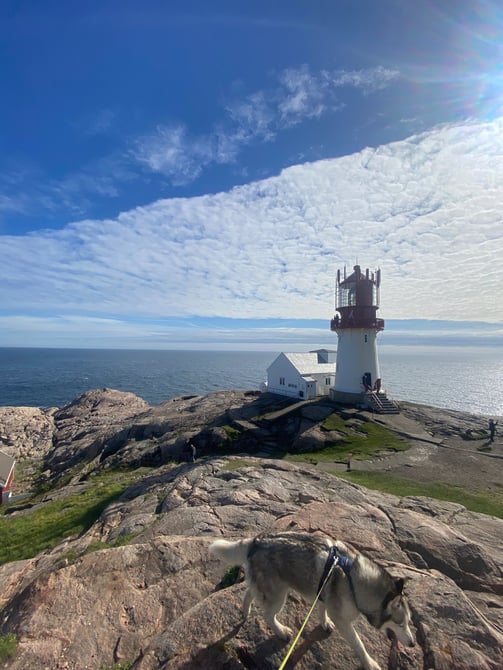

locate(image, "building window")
[[364, 334, 368, 343], [325, 378, 331, 384], [279, 377, 285, 385]]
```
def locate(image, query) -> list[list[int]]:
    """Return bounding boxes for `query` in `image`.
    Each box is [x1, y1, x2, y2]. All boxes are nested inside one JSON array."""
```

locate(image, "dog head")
[[379, 578, 415, 648]]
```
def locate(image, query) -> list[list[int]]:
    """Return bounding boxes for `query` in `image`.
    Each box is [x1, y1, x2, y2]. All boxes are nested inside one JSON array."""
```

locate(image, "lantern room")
[[330, 265, 384, 332]]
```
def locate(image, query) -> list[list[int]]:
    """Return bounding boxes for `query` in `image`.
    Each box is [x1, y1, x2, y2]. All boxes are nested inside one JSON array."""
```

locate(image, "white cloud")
[[277, 65, 327, 124], [0, 194, 30, 215], [224, 92, 275, 144], [0, 154, 135, 221], [132, 124, 215, 185], [131, 64, 398, 183], [131, 95, 277, 181], [1, 117, 503, 334], [331, 66, 400, 92]]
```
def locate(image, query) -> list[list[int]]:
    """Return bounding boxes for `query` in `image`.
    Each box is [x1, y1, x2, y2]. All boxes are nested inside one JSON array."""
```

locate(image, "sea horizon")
[[0, 345, 501, 417]]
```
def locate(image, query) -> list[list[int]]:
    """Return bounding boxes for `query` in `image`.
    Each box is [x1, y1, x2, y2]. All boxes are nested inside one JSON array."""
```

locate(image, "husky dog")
[[209, 531, 414, 670]]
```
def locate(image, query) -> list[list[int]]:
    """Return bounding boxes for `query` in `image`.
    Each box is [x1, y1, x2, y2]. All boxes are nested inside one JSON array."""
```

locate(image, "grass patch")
[[0, 633, 17, 661], [222, 425, 241, 441], [337, 471, 503, 519], [286, 415, 407, 463], [321, 413, 348, 432], [0, 470, 147, 566]]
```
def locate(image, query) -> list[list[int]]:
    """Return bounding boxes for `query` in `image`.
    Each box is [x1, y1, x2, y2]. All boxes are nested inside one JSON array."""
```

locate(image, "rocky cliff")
[[0, 389, 502, 670]]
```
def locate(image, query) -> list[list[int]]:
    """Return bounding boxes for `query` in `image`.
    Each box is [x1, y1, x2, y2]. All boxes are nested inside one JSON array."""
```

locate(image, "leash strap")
[[317, 546, 339, 596], [278, 546, 342, 670]]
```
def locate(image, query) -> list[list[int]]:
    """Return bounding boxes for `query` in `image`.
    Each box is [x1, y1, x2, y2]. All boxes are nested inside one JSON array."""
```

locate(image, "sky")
[[1, 0, 503, 350]]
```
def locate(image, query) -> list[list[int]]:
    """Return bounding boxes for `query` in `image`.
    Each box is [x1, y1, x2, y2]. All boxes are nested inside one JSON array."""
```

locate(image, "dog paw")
[[364, 660, 381, 670], [322, 619, 335, 634]]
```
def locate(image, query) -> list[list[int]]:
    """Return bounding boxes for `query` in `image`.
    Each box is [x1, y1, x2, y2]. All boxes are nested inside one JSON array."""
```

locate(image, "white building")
[[266, 349, 336, 400]]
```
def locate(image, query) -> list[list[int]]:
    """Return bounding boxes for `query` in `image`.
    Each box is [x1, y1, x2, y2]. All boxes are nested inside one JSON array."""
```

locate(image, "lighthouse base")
[[329, 389, 365, 405], [330, 389, 400, 414]]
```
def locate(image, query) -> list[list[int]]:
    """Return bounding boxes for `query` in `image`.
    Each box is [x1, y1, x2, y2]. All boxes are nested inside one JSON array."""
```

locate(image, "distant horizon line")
[[0, 341, 501, 352], [0, 316, 501, 350]]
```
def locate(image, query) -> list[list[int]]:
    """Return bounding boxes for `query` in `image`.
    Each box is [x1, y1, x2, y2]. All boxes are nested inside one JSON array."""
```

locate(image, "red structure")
[[330, 265, 384, 332]]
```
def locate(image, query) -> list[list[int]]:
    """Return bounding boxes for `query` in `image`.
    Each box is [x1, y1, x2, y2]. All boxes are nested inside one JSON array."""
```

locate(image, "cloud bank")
[[1, 117, 502, 346]]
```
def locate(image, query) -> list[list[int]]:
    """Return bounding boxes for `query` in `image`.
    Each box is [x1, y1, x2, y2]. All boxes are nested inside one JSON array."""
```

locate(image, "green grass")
[[220, 458, 257, 471], [286, 414, 408, 463], [222, 425, 241, 441], [321, 413, 348, 432], [210, 425, 244, 455], [0, 470, 148, 565], [337, 471, 503, 519], [0, 633, 17, 661]]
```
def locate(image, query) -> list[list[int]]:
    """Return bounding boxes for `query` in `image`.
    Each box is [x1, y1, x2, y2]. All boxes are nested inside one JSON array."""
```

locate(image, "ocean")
[[0, 346, 502, 417]]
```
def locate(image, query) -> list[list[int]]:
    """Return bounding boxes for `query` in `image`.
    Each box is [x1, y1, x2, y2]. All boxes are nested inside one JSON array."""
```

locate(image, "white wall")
[[310, 373, 335, 396], [267, 354, 307, 398], [334, 329, 381, 394], [266, 354, 335, 399]]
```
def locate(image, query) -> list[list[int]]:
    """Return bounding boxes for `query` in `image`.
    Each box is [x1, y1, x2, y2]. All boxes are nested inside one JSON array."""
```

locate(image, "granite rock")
[[0, 389, 501, 670]]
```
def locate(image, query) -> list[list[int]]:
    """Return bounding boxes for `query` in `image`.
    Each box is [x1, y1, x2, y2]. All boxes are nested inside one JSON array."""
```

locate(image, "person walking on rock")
[[488, 419, 497, 443]]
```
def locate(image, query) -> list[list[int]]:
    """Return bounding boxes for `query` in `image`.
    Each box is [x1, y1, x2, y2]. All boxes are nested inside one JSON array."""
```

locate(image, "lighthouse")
[[330, 264, 394, 411]]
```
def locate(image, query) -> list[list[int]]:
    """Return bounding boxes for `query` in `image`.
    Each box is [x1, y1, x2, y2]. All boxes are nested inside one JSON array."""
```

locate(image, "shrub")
[[220, 564, 241, 588], [0, 633, 17, 661]]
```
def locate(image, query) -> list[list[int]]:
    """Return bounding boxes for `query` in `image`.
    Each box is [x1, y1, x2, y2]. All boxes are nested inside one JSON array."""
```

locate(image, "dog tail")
[[209, 538, 253, 565]]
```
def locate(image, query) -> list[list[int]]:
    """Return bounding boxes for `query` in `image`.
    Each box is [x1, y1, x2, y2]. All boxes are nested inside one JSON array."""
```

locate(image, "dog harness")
[[320, 547, 399, 628], [278, 545, 355, 670], [317, 545, 355, 600]]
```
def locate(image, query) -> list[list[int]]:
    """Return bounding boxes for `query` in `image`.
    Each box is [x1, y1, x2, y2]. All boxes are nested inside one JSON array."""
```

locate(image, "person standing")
[[187, 440, 197, 462], [488, 419, 497, 443]]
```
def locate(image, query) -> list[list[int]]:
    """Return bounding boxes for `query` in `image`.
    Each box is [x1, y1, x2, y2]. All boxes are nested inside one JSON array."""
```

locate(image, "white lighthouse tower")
[[330, 264, 395, 411]]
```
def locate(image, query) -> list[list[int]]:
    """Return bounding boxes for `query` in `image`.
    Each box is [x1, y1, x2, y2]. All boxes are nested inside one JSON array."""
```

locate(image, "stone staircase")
[[364, 391, 400, 414]]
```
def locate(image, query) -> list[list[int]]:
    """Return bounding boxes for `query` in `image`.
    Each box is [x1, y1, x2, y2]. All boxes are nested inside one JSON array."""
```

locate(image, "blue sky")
[[1, 0, 502, 349]]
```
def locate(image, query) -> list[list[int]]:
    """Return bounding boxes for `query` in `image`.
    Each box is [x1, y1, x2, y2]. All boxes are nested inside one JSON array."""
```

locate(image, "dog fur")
[[209, 530, 415, 670]]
